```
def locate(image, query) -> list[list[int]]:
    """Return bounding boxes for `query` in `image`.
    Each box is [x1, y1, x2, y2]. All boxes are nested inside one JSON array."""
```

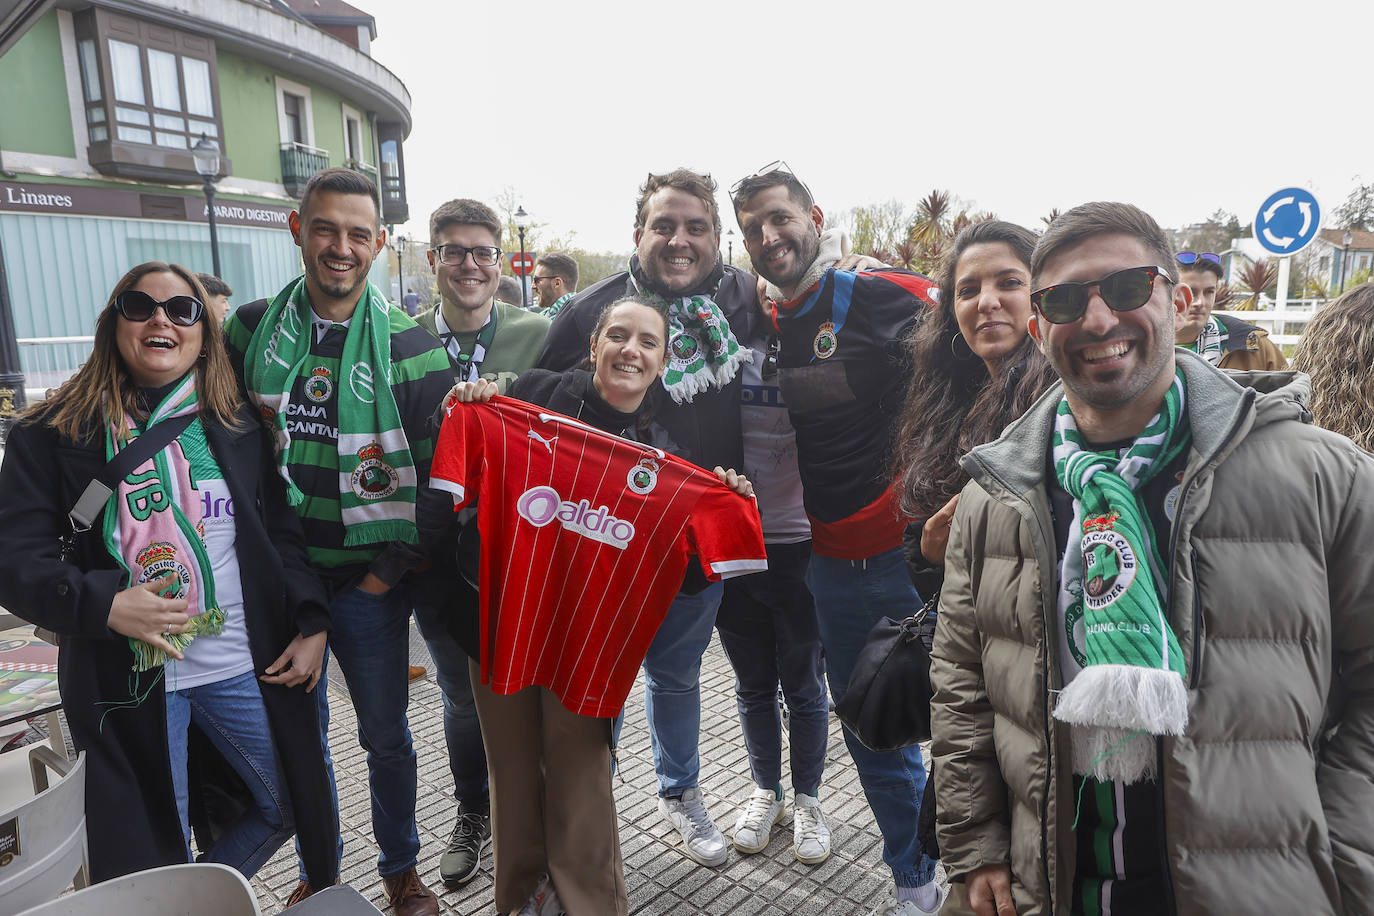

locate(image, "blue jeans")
[[316, 584, 419, 878], [642, 581, 723, 797], [716, 541, 828, 796], [413, 598, 489, 803], [166, 670, 292, 878], [807, 547, 936, 888]]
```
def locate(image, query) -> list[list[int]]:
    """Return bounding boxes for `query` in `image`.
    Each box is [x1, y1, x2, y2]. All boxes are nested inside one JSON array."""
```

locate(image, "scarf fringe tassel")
[[1053, 664, 1188, 783], [128, 607, 227, 673], [342, 519, 418, 547], [663, 349, 750, 405]]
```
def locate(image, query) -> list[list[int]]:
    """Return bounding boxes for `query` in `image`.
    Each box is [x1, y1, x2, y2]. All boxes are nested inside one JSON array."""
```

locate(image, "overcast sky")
[[369, 0, 1373, 256]]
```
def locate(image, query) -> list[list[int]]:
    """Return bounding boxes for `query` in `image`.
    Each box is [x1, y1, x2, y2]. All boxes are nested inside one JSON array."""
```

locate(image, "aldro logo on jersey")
[[351, 440, 400, 500], [516, 486, 636, 549]]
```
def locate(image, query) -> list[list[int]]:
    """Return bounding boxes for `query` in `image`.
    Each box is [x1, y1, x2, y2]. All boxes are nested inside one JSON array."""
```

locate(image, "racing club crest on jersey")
[[627, 456, 660, 495], [350, 440, 399, 500], [813, 321, 837, 360], [136, 541, 191, 597], [305, 366, 333, 403]]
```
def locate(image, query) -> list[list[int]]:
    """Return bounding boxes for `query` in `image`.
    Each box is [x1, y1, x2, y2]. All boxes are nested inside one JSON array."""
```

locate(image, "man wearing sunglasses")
[[411, 197, 551, 890], [531, 252, 579, 318], [1173, 251, 1287, 371], [730, 164, 942, 916], [930, 201, 1374, 916], [223, 167, 455, 916]]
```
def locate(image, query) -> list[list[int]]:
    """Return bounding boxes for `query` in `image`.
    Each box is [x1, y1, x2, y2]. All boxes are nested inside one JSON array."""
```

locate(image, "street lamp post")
[[192, 134, 222, 278], [514, 205, 532, 307], [726, 228, 735, 267], [1341, 230, 1354, 294], [395, 234, 408, 312]]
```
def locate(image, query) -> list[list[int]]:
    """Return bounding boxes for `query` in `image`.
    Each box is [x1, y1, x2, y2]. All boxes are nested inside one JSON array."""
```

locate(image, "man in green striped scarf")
[[930, 202, 1374, 916], [224, 167, 453, 916]]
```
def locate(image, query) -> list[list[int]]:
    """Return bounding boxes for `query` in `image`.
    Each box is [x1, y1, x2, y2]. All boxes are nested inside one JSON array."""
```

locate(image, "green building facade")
[[0, 0, 411, 397]]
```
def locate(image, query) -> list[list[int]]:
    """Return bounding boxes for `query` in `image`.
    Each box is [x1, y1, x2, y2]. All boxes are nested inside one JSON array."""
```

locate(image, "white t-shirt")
[[164, 476, 253, 691], [739, 342, 810, 544]]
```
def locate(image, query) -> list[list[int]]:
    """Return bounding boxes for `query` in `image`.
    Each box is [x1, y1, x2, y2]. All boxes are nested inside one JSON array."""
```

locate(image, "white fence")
[[17, 335, 93, 401], [1217, 296, 1327, 349]]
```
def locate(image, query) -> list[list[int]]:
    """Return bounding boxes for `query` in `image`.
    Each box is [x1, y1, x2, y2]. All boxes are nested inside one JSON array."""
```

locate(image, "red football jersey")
[[430, 396, 767, 717]]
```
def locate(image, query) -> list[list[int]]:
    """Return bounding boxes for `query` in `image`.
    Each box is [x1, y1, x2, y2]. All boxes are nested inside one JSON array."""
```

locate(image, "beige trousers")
[[469, 659, 628, 916]]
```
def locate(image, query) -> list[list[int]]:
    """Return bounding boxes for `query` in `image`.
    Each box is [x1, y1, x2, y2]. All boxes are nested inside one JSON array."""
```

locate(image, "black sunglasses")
[[114, 290, 205, 326], [1030, 265, 1173, 325], [1175, 251, 1221, 267]]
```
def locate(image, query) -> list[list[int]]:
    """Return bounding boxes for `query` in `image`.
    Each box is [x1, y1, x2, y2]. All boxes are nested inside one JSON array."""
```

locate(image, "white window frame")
[[341, 103, 366, 166], [274, 76, 315, 150]]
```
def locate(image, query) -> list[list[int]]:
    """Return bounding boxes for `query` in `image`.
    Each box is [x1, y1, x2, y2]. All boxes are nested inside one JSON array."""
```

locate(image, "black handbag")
[[834, 589, 939, 752]]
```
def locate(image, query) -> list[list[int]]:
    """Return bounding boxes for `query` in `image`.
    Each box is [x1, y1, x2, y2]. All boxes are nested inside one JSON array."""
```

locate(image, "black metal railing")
[[280, 142, 329, 198]]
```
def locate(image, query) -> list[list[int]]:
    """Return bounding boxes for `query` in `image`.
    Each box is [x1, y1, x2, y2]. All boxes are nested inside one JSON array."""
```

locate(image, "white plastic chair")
[[13, 862, 262, 916], [0, 750, 87, 916]]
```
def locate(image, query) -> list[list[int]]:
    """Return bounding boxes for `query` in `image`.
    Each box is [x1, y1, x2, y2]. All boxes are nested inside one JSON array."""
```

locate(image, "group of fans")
[[0, 161, 1369, 916]]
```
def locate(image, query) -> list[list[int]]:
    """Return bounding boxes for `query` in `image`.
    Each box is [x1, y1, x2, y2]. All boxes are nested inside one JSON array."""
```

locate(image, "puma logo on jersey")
[[527, 430, 558, 454]]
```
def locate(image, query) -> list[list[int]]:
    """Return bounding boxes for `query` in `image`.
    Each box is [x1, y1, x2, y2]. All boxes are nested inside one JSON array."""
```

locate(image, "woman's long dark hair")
[[892, 221, 1059, 522]]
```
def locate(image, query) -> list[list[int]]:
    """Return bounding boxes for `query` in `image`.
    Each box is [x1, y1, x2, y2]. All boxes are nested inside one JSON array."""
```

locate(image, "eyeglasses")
[[1175, 251, 1221, 267], [428, 244, 502, 267], [1030, 265, 1173, 325], [729, 159, 812, 202], [530, 274, 557, 283], [114, 290, 205, 326]]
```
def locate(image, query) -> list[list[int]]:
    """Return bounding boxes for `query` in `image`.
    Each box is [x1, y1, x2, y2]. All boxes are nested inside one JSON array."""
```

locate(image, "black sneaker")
[[439, 798, 491, 886]]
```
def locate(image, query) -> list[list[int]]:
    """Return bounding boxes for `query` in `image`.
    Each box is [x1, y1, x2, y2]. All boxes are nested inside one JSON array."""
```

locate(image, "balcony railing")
[[280, 142, 329, 198], [345, 158, 379, 189]]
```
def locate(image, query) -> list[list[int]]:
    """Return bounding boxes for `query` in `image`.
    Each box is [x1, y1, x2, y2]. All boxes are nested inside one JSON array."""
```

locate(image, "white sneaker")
[[868, 882, 947, 915], [514, 873, 565, 916], [658, 786, 728, 866], [732, 785, 785, 853], [791, 792, 831, 864]]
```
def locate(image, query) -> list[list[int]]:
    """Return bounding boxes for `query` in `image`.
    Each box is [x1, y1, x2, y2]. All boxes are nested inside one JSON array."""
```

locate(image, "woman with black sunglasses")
[[0, 261, 339, 889]]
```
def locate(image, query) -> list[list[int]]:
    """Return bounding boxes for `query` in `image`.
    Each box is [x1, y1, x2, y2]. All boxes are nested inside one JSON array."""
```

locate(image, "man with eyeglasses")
[[1173, 250, 1287, 370], [223, 166, 454, 915], [531, 251, 579, 318], [930, 201, 1374, 916], [411, 197, 551, 890], [731, 163, 942, 916]]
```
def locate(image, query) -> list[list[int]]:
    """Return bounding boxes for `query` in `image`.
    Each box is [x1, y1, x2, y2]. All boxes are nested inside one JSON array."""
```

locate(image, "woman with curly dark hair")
[[892, 220, 1059, 596], [1292, 281, 1374, 451]]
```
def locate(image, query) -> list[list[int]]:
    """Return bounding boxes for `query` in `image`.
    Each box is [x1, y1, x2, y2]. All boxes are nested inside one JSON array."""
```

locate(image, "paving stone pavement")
[[247, 621, 944, 915]]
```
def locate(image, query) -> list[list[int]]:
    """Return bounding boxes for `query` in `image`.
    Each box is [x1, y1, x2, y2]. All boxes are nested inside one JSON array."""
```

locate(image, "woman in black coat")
[[0, 262, 337, 887]]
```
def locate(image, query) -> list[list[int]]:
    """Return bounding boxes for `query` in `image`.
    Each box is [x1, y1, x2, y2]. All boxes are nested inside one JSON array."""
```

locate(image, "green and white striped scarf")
[[1051, 369, 1192, 783], [244, 276, 418, 547], [1186, 315, 1224, 364]]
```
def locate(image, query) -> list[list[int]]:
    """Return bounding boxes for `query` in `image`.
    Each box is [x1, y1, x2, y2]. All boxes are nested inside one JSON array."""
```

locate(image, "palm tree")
[[1231, 259, 1278, 311], [909, 190, 951, 247]]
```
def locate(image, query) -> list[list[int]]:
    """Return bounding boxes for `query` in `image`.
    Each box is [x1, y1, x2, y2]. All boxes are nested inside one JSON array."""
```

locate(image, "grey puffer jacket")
[[930, 350, 1374, 915]]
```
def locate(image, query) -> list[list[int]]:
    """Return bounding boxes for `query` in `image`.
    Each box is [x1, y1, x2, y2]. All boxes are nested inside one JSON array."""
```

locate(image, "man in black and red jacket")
[[732, 164, 943, 916]]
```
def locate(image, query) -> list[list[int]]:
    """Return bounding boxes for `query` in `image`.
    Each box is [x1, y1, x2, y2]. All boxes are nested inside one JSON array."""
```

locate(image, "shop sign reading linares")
[[0, 181, 293, 229]]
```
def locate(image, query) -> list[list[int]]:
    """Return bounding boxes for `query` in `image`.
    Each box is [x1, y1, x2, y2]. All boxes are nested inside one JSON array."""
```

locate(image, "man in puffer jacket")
[[930, 201, 1374, 916]]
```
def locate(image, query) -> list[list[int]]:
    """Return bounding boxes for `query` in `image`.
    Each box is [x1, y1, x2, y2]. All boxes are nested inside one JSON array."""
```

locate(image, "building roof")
[[281, 0, 375, 28], [1318, 228, 1374, 250]]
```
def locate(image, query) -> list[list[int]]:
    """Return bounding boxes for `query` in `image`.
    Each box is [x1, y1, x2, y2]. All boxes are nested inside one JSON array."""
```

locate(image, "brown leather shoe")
[[408, 664, 427, 682], [283, 880, 315, 907], [383, 867, 439, 916]]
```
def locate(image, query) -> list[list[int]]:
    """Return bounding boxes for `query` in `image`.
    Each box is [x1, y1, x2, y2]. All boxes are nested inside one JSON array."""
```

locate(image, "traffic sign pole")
[[1276, 256, 1291, 312]]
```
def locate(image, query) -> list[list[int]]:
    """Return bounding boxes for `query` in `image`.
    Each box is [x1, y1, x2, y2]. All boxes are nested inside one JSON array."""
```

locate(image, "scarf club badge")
[[351, 440, 400, 500]]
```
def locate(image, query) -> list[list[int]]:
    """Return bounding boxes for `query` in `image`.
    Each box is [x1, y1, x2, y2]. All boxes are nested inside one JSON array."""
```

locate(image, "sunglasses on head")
[[729, 159, 813, 201], [1175, 251, 1221, 267], [114, 290, 205, 326], [1030, 265, 1173, 325]]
